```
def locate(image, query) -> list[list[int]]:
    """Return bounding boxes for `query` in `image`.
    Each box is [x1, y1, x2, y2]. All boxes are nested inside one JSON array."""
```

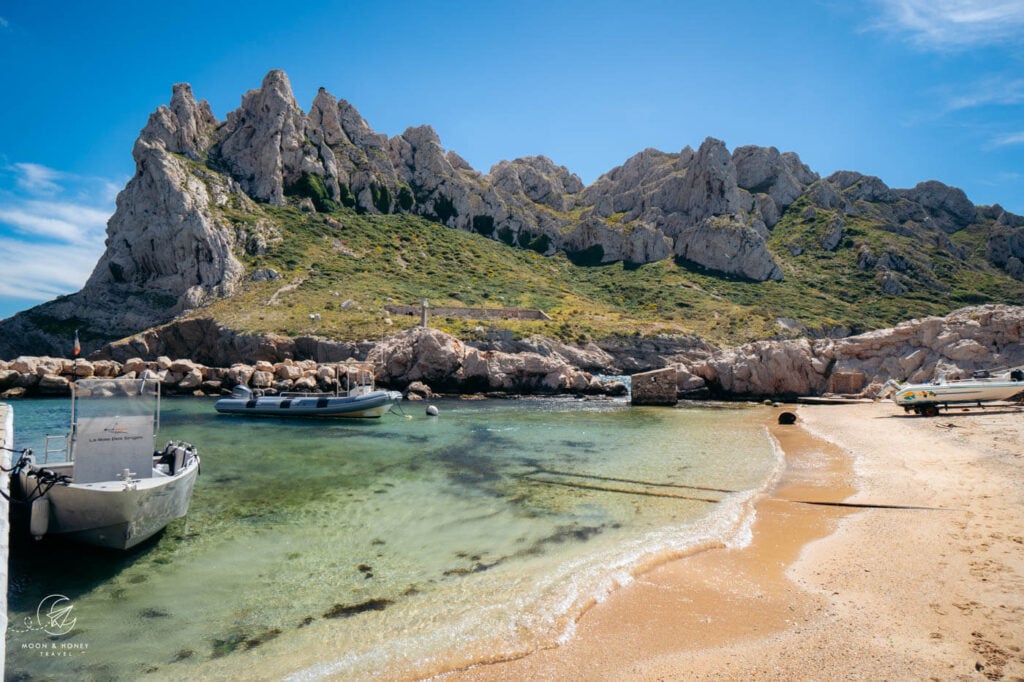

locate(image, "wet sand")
[[442, 401, 1024, 681]]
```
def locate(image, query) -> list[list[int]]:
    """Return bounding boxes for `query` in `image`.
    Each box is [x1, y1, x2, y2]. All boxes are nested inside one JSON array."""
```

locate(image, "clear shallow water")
[[6, 396, 779, 680]]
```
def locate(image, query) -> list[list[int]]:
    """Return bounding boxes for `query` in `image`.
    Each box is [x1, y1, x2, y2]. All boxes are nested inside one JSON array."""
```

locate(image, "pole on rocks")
[[420, 298, 429, 328]]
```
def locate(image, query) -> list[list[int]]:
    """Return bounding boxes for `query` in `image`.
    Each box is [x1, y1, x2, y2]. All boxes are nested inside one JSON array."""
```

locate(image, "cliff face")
[[1, 69, 1023, 358]]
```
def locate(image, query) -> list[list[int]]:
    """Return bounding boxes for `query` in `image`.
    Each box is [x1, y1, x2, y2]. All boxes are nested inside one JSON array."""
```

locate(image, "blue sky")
[[2, 0, 1024, 321]]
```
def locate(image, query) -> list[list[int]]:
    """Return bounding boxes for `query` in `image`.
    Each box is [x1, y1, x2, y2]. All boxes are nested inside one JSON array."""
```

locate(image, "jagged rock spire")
[[216, 69, 309, 205]]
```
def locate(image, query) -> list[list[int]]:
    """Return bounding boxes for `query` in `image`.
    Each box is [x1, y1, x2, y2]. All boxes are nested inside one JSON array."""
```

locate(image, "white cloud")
[[0, 163, 114, 308], [13, 162, 63, 194], [946, 77, 1024, 110], [871, 0, 1024, 49], [0, 201, 109, 244], [991, 131, 1024, 146], [0, 237, 101, 302]]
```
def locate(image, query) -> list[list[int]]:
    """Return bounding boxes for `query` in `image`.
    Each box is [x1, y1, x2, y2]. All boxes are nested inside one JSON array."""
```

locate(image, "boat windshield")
[[70, 378, 160, 482]]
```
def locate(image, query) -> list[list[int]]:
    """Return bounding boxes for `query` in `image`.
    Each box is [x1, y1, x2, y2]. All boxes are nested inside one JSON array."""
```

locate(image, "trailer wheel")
[[921, 404, 940, 417]]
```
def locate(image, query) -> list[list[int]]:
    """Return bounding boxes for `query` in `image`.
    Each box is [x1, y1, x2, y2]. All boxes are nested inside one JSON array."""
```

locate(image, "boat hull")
[[214, 390, 402, 418], [16, 458, 200, 550], [893, 381, 1024, 407]]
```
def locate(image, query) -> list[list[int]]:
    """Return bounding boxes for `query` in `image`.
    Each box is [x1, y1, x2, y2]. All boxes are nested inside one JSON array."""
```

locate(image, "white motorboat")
[[880, 367, 1024, 416], [214, 362, 402, 419], [10, 377, 200, 550]]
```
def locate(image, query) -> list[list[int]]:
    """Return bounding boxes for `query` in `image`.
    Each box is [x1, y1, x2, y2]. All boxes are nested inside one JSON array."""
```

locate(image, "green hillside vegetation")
[[196, 197, 1024, 346]]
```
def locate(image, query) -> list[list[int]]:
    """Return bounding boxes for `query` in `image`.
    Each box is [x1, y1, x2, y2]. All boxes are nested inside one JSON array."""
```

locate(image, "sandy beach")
[[444, 400, 1024, 681]]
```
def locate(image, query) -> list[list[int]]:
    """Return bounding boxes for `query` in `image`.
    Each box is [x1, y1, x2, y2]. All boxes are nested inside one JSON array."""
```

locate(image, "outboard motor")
[[1011, 369, 1023, 382], [231, 385, 254, 399]]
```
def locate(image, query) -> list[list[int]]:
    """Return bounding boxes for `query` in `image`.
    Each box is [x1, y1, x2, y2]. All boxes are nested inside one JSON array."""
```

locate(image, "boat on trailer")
[[214, 362, 403, 419], [880, 367, 1024, 416], [10, 377, 200, 550]]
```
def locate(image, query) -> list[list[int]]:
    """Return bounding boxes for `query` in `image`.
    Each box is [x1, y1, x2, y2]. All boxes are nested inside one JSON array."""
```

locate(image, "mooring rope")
[[522, 475, 722, 504], [530, 467, 738, 494]]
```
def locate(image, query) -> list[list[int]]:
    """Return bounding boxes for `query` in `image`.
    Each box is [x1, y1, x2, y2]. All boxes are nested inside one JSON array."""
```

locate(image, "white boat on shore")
[[214, 362, 403, 419], [880, 367, 1024, 416], [10, 377, 200, 550]]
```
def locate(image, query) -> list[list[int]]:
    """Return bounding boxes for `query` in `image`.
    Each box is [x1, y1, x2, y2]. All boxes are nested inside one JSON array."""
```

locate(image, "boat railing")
[[41, 433, 71, 465], [271, 385, 380, 400], [231, 362, 383, 399]]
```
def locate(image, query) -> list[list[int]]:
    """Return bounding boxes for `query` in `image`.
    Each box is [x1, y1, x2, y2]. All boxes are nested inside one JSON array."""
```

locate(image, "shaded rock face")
[[685, 305, 1024, 399]]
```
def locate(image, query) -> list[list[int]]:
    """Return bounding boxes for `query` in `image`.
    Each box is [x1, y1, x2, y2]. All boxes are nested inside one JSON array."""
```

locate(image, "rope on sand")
[[783, 499, 955, 511]]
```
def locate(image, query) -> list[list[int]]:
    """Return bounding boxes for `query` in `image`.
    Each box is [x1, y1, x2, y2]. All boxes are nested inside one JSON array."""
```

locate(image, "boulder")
[[170, 358, 202, 374], [251, 370, 274, 388], [177, 368, 203, 390], [405, 381, 434, 399], [37, 374, 71, 395]]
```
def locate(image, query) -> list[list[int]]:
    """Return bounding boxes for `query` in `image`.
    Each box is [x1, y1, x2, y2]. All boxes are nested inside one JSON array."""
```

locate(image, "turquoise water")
[[6, 396, 779, 680]]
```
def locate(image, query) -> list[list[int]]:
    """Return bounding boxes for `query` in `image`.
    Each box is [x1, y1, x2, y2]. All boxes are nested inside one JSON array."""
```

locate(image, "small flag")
[[73, 329, 81, 357]]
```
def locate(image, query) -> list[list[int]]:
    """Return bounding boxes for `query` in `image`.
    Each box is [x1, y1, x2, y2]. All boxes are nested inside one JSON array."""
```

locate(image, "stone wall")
[[630, 368, 679, 406]]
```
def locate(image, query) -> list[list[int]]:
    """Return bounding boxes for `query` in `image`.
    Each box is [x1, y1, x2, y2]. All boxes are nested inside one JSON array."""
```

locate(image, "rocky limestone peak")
[[781, 151, 817, 185], [825, 171, 897, 204], [446, 150, 475, 172], [86, 138, 243, 302], [216, 69, 310, 204], [136, 82, 217, 160], [308, 87, 349, 147], [169, 83, 217, 158], [732, 145, 817, 215], [390, 125, 452, 188], [897, 180, 976, 233], [577, 138, 789, 279], [652, 137, 744, 222], [0, 74, 267, 357], [489, 156, 583, 212], [581, 148, 676, 220], [306, 91, 399, 212], [733, 145, 787, 193], [337, 98, 384, 148]]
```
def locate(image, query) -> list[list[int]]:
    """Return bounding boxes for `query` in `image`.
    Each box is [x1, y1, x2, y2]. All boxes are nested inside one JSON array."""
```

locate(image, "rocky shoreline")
[[0, 326, 629, 400], [2, 305, 1022, 401]]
